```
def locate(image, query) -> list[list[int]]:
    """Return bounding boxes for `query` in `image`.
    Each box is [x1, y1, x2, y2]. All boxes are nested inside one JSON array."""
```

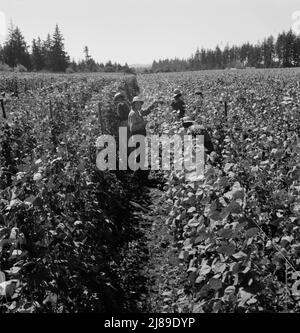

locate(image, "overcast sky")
[[0, 0, 299, 65]]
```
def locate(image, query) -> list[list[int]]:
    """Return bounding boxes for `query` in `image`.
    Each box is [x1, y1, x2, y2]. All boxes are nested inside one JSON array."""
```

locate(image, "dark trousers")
[[129, 128, 149, 180]]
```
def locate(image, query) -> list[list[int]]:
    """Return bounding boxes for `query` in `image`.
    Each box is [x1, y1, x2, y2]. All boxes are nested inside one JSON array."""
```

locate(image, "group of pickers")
[[113, 89, 216, 178]]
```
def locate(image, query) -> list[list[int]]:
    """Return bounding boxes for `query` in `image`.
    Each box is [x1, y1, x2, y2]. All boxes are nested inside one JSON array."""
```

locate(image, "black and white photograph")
[[0, 0, 300, 319]]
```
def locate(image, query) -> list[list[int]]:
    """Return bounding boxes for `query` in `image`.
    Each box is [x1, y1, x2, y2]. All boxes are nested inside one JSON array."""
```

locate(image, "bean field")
[[0, 68, 300, 313]]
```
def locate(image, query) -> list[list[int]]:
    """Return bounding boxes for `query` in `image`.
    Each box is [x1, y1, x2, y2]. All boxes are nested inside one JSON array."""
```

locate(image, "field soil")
[[124, 182, 186, 313]]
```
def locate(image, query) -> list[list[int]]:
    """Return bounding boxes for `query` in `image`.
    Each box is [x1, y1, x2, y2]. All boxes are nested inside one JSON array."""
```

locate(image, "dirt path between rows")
[[128, 185, 188, 313]]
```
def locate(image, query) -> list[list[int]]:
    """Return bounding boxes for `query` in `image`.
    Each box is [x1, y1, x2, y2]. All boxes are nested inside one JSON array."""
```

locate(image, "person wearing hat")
[[128, 96, 159, 136], [182, 116, 215, 158], [194, 90, 204, 115], [171, 89, 186, 119], [114, 92, 131, 128], [128, 96, 159, 181], [113, 92, 131, 171]]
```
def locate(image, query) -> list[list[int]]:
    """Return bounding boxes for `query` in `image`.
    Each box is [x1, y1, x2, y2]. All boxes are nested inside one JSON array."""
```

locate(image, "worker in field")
[[171, 89, 186, 119], [195, 90, 204, 115], [128, 96, 160, 137], [128, 96, 160, 180], [182, 116, 217, 164], [113, 92, 131, 171], [114, 92, 131, 128]]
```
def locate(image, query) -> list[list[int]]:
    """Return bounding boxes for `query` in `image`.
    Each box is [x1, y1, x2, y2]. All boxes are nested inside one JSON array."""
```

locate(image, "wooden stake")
[[49, 100, 53, 120], [224, 101, 228, 121], [1, 98, 6, 119], [98, 103, 104, 133]]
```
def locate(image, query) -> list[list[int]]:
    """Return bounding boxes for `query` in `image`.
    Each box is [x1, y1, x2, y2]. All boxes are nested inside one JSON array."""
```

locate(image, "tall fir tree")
[[31, 37, 45, 71], [0, 44, 4, 63], [275, 32, 286, 67], [42, 34, 52, 70], [262, 36, 275, 68], [2, 24, 31, 69], [293, 35, 300, 66], [49, 25, 69, 72], [84, 46, 90, 62], [284, 30, 296, 67]]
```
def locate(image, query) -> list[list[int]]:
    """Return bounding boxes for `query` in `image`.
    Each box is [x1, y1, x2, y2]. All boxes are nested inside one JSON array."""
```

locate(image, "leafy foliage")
[[1, 68, 300, 313], [140, 68, 300, 313], [0, 73, 144, 313]]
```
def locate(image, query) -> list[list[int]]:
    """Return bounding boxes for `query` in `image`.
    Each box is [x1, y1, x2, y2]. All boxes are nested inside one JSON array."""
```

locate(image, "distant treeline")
[[150, 30, 300, 72], [0, 24, 134, 74], [2, 23, 299, 74]]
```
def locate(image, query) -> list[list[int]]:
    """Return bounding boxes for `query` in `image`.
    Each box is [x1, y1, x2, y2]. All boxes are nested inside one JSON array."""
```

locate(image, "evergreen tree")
[[82, 46, 100, 72], [253, 43, 263, 68], [0, 44, 4, 63], [222, 45, 230, 68], [31, 37, 45, 71], [83, 46, 90, 62], [200, 48, 207, 69], [194, 48, 201, 70], [262, 36, 275, 68], [284, 30, 296, 67], [49, 25, 69, 72], [293, 35, 300, 67], [42, 34, 52, 70], [215, 45, 223, 69], [276, 32, 286, 67], [240, 43, 250, 66], [2, 25, 31, 69], [104, 60, 114, 72]]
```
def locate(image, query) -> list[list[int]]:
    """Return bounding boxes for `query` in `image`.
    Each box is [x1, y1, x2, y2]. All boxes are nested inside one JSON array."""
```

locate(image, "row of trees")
[[2, 23, 299, 74], [0, 24, 70, 72], [0, 24, 133, 73], [67, 46, 133, 73], [151, 30, 300, 72]]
